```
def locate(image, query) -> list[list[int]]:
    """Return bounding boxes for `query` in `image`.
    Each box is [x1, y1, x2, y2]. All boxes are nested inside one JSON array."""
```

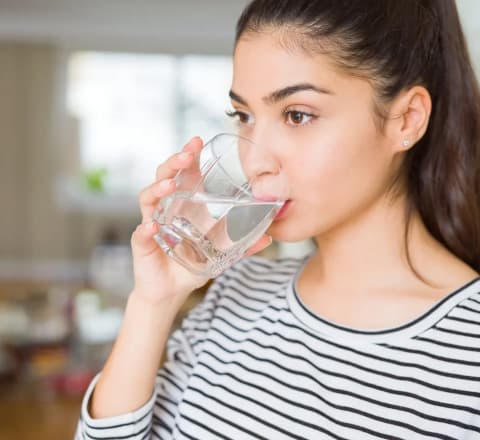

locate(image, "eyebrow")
[[229, 83, 333, 106]]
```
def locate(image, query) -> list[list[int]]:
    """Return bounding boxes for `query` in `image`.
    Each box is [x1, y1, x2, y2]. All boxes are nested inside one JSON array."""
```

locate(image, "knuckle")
[[138, 188, 148, 205], [155, 163, 164, 178], [132, 222, 146, 236], [138, 182, 155, 204], [156, 159, 176, 179], [131, 227, 139, 243]]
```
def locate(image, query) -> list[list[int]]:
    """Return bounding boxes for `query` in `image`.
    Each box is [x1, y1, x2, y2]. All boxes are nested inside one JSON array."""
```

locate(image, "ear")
[[385, 85, 432, 152]]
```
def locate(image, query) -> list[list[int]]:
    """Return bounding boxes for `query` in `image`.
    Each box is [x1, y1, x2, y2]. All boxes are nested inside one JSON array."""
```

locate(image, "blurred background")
[[0, 1, 478, 438]]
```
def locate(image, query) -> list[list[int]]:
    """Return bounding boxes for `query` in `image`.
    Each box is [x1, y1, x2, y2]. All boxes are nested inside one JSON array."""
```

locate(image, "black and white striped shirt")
[[76, 256, 480, 439]]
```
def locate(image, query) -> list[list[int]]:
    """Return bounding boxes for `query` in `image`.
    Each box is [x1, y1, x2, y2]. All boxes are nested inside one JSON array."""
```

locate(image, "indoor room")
[[0, 1, 479, 439]]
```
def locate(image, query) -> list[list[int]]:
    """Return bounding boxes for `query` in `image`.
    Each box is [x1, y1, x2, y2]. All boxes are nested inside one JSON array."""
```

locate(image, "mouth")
[[274, 199, 292, 220]]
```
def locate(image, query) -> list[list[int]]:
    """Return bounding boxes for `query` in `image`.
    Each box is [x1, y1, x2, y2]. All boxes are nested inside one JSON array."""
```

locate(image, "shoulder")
[[456, 282, 480, 319], [442, 279, 480, 339], [175, 256, 307, 356]]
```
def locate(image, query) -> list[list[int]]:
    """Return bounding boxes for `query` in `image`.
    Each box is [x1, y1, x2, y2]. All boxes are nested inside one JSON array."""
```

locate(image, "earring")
[[402, 139, 411, 147]]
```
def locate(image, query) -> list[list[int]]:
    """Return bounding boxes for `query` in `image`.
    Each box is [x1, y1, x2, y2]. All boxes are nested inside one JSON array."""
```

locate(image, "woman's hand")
[[130, 136, 272, 304], [88, 136, 273, 419]]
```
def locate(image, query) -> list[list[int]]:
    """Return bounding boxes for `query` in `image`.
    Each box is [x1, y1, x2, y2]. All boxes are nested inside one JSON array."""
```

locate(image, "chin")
[[267, 219, 316, 243]]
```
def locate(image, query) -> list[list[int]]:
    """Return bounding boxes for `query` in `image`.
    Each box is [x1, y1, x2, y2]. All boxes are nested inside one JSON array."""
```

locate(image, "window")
[[66, 52, 234, 199]]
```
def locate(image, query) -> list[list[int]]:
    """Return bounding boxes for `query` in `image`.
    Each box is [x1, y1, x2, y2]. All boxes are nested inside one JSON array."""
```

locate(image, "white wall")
[[457, 0, 480, 75], [0, 0, 249, 54], [0, 1, 477, 60]]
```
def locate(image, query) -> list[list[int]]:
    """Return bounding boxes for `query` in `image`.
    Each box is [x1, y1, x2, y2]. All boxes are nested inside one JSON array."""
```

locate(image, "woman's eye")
[[225, 110, 252, 124], [285, 110, 315, 126], [226, 109, 315, 127]]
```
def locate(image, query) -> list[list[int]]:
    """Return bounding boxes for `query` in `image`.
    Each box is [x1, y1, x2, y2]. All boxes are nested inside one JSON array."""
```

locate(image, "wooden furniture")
[[0, 384, 82, 440], [0, 279, 207, 440]]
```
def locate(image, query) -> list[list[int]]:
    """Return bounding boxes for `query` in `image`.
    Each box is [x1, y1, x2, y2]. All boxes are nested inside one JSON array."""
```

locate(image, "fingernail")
[[266, 236, 273, 245], [159, 179, 174, 189], [179, 152, 192, 161]]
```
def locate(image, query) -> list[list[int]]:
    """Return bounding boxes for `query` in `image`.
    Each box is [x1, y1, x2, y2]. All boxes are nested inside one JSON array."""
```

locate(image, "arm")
[[89, 291, 186, 418], [74, 138, 208, 440], [74, 280, 221, 440], [73, 136, 271, 439]]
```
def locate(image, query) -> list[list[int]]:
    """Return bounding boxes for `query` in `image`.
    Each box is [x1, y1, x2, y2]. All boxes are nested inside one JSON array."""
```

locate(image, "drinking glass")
[[153, 133, 288, 277]]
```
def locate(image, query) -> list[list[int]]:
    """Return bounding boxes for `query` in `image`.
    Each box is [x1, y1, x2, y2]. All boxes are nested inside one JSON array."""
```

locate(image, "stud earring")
[[402, 139, 411, 147]]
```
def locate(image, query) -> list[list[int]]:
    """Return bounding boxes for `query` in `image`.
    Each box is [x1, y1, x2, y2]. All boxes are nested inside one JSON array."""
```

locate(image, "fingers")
[[245, 235, 273, 257], [138, 178, 176, 222], [131, 220, 160, 259], [139, 137, 203, 222], [183, 136, 204, 154], [155, 137, 203, 181], [154, 150, 194, 183]]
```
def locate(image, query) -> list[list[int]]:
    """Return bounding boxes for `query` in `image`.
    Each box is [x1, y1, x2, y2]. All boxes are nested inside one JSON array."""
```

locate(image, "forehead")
[[232, 32, 374, 105], [233, 33, 345, 96]]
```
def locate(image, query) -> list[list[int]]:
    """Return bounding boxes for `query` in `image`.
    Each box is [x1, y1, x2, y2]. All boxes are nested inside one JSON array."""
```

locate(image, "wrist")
[[129, 286, 189, 314], [120, 291, 184, 341]]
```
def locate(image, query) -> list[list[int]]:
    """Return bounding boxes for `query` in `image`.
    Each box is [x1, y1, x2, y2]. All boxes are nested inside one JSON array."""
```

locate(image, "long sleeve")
[[73, 277, 222, 440], [74, 258, 480, 439]]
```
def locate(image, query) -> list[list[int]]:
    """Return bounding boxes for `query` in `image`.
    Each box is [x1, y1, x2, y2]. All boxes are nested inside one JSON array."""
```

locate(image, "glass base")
[[154, 222, 241, 278]]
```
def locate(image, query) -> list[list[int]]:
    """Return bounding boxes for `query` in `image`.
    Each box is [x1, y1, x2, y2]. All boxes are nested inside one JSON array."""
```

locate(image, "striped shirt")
[[75, 256, 480, 439]]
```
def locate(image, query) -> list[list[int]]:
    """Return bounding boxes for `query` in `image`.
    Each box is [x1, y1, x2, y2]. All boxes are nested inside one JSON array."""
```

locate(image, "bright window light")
[[67, 52, 234, 195]]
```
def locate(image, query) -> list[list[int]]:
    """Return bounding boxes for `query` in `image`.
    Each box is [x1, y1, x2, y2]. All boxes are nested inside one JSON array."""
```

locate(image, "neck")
[[308, 194, 447, 292]]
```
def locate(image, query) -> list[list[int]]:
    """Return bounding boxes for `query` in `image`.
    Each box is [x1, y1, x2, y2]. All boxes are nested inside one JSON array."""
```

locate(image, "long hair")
[[236, 0, 480, 275]]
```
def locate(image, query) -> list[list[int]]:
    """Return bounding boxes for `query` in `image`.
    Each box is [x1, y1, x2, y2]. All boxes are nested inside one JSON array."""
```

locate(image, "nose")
[[237, 131, 287, 200], [238, 128, 280, 180]]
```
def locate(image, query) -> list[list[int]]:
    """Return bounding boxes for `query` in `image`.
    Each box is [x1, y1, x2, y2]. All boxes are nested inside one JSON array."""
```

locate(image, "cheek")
[[288, 120, 390, 207], [268, 121, 393, 241]]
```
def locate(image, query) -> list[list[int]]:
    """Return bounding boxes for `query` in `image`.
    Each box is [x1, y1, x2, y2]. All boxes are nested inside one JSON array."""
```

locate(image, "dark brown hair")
[[236, 0, 480, 276]]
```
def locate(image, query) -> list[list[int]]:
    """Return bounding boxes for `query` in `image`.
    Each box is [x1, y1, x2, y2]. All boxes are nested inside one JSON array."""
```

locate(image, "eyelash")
[[225, 109, 317, 127]]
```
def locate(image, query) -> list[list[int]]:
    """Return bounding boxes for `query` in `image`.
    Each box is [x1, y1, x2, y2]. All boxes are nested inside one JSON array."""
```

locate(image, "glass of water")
[[153, 133, 288, 278]]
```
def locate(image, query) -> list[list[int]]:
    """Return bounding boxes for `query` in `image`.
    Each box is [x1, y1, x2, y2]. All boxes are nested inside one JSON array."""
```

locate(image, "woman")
[[75, 1, 480, 438]]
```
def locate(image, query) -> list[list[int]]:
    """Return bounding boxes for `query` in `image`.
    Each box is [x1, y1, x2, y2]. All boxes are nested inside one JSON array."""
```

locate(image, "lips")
[[274, 200, 292, 220]]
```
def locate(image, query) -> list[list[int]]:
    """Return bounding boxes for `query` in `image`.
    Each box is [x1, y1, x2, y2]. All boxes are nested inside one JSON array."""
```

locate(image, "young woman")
[[75, 1, 480, 438]]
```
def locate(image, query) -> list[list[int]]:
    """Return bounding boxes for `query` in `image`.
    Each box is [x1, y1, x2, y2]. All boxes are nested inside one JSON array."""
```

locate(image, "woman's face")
[[231, 33, 402, 242]]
